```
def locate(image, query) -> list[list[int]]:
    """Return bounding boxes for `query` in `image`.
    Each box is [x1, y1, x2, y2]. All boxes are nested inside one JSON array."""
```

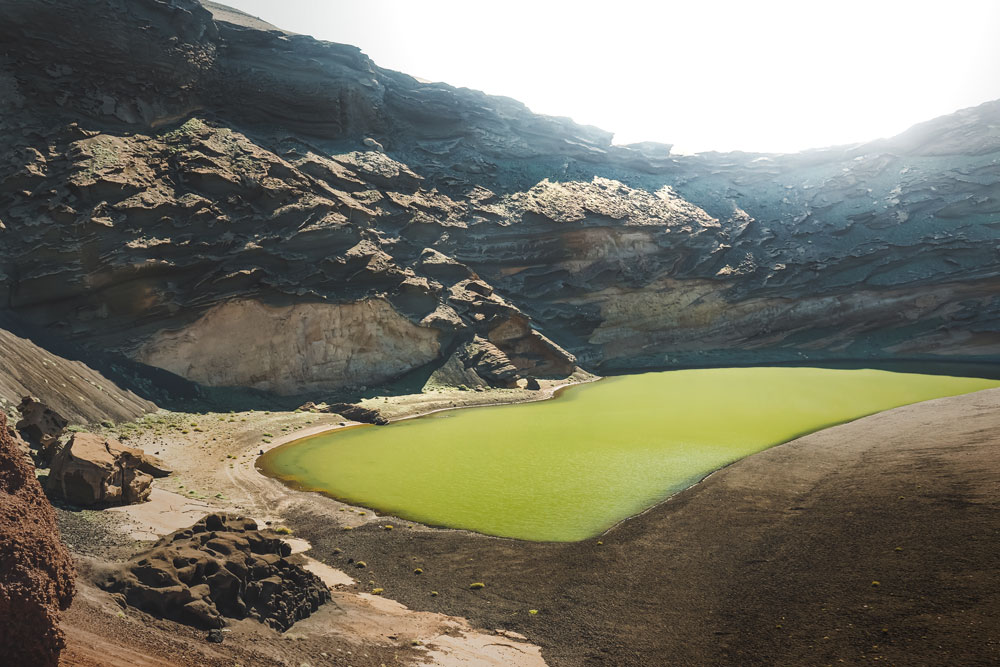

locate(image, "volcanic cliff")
[[1, 0, 998, 413]]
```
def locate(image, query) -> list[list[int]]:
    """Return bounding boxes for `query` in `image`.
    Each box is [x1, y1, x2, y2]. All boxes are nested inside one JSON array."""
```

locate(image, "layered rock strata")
[[0, 0, 996, 402]]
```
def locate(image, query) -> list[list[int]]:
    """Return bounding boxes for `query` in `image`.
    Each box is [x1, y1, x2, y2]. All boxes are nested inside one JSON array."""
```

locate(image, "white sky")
[[216, 1, 1000, 154]]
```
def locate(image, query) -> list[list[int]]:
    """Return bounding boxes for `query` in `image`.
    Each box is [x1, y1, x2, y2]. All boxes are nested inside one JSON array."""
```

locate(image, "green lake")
[[259, 367, 1000, 542]]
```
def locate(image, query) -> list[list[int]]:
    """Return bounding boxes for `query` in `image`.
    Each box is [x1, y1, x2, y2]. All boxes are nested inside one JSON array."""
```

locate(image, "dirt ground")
[[56, 380, 1000, 666], [56, 379, 586, 666]]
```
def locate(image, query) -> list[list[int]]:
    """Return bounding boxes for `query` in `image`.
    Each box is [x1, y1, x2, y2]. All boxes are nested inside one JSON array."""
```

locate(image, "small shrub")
[[383, 524, 393, 531], [342, 526, 353, 531], [469, 582, 485, 590], [274, 526, 292, 535], [371, 588, 384, 595], [355, 561, 367, 569], [413, 568, 423, 575], [528, 609, 538, 615], [429, 591, 438, 597]]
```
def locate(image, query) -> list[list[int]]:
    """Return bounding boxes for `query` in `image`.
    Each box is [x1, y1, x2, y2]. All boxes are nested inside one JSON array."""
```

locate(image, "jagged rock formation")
[[0, 411, 76, 667], [46, 432, 170, 506], [14, 396, 67, 463], [101, 513, 330, 631], [0, 0, 997, 403]]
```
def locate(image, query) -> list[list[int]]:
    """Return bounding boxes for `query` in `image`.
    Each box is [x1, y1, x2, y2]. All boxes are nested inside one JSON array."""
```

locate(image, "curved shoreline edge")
[[255, 369, 1000, 543]]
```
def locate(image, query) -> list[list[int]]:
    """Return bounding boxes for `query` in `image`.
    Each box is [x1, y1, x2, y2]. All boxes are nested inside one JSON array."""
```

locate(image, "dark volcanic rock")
[[101, 513, 330, 631], [46, 432, 170, 506], [0, 411, 76, 667], [0, 0, 997, 393], [317, 402, 389, 426]]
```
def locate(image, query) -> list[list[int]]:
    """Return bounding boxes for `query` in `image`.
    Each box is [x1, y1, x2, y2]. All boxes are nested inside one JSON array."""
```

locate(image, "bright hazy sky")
[[216, 1, 1000, 154]]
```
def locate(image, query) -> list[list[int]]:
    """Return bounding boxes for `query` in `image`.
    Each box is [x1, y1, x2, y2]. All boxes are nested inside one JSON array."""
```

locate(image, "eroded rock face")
[[102, 513, 330, 631], [15, 396, 67, 462], [0, 0, 997, 393], [0, 412, 75, 667], [46, 432, 169, 506], [137, 298, 442, 395]]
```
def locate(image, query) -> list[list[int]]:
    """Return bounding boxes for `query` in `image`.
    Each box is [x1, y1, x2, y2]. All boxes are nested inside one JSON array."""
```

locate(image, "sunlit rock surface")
[[0, 0, 998, 406]]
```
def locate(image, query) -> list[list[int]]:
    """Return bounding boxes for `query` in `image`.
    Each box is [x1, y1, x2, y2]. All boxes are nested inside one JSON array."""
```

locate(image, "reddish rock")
[[46, 432, 170, 506], [0, 411, 76, 667]]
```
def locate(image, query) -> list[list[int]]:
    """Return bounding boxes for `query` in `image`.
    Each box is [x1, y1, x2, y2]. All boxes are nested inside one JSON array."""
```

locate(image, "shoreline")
[[52, 377, 1000, 665], [284, 386, 1000, 666]]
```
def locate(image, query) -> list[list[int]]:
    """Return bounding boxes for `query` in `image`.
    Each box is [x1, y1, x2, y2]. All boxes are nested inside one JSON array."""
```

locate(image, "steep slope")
[[0, 411, 76, 666], [0, 0, 997, 402]]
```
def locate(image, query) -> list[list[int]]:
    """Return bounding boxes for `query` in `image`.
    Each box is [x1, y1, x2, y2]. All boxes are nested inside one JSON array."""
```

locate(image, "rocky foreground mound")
[[102, 513, 330, 631], [0, 411, 75, 667]]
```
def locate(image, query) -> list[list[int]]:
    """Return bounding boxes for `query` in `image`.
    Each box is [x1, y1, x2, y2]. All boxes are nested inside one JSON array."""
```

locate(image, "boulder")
[[101, 514, 331, 631], [299, 401, 389, 426], [46, 432, 169, 506], [0, 412, 76, 667], [15, 397, 67, 463]]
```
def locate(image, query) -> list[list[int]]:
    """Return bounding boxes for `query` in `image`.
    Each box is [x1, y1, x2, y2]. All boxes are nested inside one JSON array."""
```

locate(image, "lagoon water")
[[260, 367, 1000, 541]]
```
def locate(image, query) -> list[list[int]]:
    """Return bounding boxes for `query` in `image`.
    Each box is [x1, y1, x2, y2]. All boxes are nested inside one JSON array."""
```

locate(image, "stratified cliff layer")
[[0, 0, 997, 402]]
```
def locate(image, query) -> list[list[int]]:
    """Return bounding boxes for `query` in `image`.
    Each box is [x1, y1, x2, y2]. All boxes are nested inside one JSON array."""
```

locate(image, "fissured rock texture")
[[46, 432, 170, 507], [101, 513, 330, 631], [0, 0, 998, 400], [0, 411, 75, 667], [15, 396, 67, 463]]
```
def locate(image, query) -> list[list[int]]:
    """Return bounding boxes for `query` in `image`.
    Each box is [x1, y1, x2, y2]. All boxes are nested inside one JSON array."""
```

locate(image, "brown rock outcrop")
[[15, 396, 67, 463], [299, 402, 389, 425], [101, 513, 330, 631], [0, 412, 75, 667], [46, 432, 169, 506]]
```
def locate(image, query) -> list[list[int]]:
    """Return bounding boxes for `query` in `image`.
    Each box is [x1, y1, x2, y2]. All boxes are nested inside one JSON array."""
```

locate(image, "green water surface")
[[260, 367, 999, 542]]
